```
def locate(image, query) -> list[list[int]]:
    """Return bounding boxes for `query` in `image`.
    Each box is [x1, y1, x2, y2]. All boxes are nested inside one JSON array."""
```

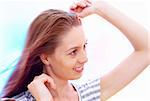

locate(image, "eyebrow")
[[66, 40, 88, 52]]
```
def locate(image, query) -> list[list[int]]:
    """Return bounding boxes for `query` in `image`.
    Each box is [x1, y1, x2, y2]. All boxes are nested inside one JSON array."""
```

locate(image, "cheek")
[[51, 57, 77, 78], [52, 55, 77, 70], [61, 56, 77, 68]]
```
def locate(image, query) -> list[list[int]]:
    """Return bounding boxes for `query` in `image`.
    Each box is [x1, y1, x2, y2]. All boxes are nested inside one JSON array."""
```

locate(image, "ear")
[[40, 53, 51, 65]]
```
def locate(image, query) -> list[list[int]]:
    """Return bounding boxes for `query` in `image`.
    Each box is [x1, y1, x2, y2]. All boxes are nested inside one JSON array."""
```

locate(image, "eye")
[[69, 49, 77, 56], [84, 43, 88, 49]]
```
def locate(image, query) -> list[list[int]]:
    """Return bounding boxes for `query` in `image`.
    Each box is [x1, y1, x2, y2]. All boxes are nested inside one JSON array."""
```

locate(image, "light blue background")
[[0, 1, 33, 94], [0, 0, 70, 95]]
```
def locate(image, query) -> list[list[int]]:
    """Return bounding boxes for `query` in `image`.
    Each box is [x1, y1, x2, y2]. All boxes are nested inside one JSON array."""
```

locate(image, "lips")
[[73, 66, 84, 73]]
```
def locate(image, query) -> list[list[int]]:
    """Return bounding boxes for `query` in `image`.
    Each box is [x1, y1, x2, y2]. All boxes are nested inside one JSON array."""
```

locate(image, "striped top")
[[72, 78, 101, 101], [11, 78, 101, 101]]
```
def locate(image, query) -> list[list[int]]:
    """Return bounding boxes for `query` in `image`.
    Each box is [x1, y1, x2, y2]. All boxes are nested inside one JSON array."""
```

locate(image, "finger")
[[33, 76, 38, 80], [85, 0, 92, 4], [46, 77, 56, 90], [75, 0, 91, 8], [76, 7, 92, 18], [76, 1, 87, 8], [45, 82, 58, 97], [70, 0, 87, 10], [70, 0, 92, 14], [39, 73, 56, 90], [84, 0, 92, 7], [70, 3, 77, 10]]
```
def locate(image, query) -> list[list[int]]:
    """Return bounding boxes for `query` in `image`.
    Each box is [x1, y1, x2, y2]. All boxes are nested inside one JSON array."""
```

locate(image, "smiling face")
[[45, 26, 88, 80]]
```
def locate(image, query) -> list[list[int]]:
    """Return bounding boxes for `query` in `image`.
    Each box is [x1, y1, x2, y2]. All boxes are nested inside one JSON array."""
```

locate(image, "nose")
[[78, 50, 88, 64]]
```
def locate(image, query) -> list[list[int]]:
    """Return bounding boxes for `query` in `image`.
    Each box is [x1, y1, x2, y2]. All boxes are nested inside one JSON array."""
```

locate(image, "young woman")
[[1, 0, 149, 101]]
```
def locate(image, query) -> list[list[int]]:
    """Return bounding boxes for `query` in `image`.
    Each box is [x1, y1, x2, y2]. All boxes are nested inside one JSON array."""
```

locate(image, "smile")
[[73, 67, 84, 73]]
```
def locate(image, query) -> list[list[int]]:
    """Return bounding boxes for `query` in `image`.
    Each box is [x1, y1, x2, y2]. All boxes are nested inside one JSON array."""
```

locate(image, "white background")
[[0, 0, 149, 100]]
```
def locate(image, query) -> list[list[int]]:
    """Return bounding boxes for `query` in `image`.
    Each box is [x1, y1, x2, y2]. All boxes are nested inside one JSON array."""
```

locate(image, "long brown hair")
[[2, 9, 81, 98]]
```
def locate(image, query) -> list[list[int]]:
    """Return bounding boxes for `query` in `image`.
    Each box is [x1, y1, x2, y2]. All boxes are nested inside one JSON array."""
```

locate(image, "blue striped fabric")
[[13, 90, 35, 101], [73, 78, 101, 101]]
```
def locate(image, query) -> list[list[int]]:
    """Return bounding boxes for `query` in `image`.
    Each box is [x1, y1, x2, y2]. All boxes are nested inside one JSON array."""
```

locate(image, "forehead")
[[59, 26, 86, 49]]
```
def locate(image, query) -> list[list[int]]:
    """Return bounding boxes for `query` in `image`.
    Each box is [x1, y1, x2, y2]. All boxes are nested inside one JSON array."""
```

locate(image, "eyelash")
[[69, 43, 87, 56], [70, 50, 77, 56], [84, 43, 87, 49]]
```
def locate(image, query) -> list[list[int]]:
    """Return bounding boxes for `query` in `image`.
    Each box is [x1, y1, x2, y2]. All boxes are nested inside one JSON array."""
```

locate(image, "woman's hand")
[[27, 73, 56, 101], [70, 0, 108, 18]]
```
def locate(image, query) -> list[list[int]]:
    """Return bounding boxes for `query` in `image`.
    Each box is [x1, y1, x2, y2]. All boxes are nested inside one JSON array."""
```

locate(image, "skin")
[[45, 26, 88, 81], [28, 26, 87, 101], [28, 0, 149, 101]]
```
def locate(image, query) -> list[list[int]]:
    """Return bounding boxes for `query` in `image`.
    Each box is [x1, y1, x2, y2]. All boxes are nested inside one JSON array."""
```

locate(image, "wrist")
[[93, 1, 111, 18]]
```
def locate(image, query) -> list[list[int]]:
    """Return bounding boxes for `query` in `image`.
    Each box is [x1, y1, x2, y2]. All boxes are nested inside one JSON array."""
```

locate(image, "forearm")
[[96, 2, 149, 100], [70, 1, 149, 100], [95, 2, 148, 51], [101, 51, 148, 101]]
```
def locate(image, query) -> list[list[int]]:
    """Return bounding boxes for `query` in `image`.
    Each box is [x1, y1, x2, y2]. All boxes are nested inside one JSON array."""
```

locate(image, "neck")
[[44, 66, 75, 98], [53, 77, 73, 98]]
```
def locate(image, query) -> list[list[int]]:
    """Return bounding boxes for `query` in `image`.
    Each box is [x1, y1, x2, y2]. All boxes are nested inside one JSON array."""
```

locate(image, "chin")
[[69, 74, 83, 80]]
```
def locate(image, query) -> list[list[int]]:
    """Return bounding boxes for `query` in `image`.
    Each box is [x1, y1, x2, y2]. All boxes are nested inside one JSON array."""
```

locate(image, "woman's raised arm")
[[70, 0, 149, 100]]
